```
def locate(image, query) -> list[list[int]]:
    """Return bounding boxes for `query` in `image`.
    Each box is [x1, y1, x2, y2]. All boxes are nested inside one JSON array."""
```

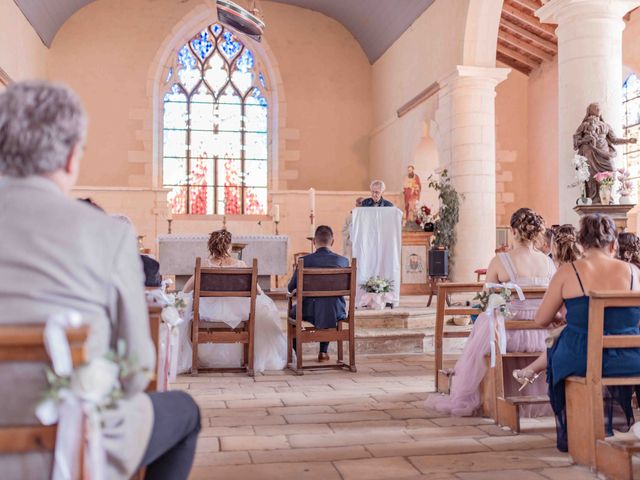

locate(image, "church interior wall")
[[0, 0, 48, 81], [42, 0, 375, 272], [495, 66, 530, 227], [369, 0, 469, 192]]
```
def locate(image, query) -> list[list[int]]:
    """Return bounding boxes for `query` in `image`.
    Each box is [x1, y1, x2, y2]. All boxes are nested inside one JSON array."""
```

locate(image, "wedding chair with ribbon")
[[146, 279, 185, 391], [287, 257, 357, 375], [433, 281, 549, 429], [482, 285, 549, 431], [191, 257, 258, 376], [0, 315, 88, 479]]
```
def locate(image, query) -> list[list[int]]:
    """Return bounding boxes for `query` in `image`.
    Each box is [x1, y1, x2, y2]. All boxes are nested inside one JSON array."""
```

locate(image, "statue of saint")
[[403, 165, 421, 223], [573, 102, 637, 203]]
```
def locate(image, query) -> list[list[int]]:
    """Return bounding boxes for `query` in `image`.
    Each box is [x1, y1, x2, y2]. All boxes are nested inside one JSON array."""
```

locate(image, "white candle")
[[273, 204, 280, 222], [166, 208, 173, 221], [309, 187, 316, 212]]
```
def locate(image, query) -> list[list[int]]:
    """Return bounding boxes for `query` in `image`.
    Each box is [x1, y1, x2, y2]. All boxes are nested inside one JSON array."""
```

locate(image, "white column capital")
[[537, 0, 640, 24], [440, 65, 511, 92]]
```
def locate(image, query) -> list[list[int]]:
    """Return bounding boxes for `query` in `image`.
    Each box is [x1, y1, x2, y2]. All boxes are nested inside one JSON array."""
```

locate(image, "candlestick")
[[223, 214, 227, 230], [167, 219, 173, 234], [274, 220, 280, 236], [273, 204, 280, 223]]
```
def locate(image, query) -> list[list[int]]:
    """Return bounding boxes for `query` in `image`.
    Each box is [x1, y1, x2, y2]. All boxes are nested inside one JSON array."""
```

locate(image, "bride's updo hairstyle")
[[618, 232, 640, 269], [208, 229, 232, 258], [578, 213, 617, 250], [510, 207, 545, 243], [552, 224, 582, 264]]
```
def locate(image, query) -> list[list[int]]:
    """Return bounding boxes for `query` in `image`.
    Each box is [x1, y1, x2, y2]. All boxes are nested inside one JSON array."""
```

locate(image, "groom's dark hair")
[[314, 225, 334, 246]]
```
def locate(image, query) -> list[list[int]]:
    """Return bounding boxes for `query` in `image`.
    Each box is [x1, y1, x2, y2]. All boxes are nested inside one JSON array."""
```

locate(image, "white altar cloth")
[[158, 234, 288, 289], [351, 207, 402, 307]]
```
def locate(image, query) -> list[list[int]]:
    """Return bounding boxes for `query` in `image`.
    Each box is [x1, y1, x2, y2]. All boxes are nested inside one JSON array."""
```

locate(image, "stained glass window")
[[163, 24, 269, 215], [623, 74, 640, 193]]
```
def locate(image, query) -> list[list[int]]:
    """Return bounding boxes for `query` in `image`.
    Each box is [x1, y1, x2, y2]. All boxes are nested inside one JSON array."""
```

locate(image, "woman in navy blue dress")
[[533, 214, 640, 452]]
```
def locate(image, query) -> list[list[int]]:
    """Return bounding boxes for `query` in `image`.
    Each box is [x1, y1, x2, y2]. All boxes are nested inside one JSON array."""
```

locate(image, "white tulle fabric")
[[425, 253, 555, 417], [176, 259, 288, 373]]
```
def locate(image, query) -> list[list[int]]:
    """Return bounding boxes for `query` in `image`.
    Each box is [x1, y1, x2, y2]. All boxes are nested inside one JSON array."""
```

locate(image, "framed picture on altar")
[[402, 245, 428, 284]]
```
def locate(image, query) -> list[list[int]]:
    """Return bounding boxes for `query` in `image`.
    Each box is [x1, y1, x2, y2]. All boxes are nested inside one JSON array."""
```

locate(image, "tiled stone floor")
[[173, 354, 599, 480]]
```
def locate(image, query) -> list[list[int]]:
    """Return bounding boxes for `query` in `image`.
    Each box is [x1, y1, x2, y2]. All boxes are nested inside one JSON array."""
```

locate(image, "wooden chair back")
[[191, 257, 258, 375], [287, 257, 357, 374], [565, 291, 640, 471], [0, 324, 88, 470], [146, 305, 162, 392]]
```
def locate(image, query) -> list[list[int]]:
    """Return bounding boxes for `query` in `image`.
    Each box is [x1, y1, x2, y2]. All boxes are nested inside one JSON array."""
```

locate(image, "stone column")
[[433, 65, 510, 281], [537, 0, 640, 224]]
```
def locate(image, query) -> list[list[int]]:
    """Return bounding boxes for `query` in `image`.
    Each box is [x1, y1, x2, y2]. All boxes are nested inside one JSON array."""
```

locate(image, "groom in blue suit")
[[288, 225, 349, 362]]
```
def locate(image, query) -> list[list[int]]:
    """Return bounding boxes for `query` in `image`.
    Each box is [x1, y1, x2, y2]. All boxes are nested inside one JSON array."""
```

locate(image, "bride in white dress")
[[176, 230, 288, 373]]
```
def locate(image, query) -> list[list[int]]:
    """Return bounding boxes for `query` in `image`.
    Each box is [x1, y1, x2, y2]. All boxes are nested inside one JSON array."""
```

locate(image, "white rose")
[[487, 293, 507, 310], [161, 305, 182, 326], [70, 357, 120, 406]]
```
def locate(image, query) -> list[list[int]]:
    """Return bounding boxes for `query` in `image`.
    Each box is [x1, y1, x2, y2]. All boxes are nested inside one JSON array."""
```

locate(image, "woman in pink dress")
[[426, 208, 555, 416]]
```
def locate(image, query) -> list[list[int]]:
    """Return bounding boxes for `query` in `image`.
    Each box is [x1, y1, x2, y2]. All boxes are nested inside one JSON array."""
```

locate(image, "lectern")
[[351, 207, 402, 307]]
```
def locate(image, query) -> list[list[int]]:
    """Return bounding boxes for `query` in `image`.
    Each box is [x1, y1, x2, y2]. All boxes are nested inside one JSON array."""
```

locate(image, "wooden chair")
[[0, 324, 88, 478], [292, 252, 310, 272], [287, 257, 357, 375], [191, 257, 258, 376], [563, 291, 640, 479], [146, 304, 162, 392]]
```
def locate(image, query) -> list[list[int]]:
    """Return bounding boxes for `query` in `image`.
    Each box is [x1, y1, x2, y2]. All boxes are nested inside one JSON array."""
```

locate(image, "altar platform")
[[273, 295, 470, 356]]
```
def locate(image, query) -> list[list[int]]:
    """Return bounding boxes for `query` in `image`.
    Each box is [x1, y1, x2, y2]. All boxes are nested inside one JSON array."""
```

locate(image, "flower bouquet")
[[415, 204, 435, 232], [568, 154, 591, 205], [359, 276, 394, 310], [617, 168, 635, 204], [594, 171, 615, 205]]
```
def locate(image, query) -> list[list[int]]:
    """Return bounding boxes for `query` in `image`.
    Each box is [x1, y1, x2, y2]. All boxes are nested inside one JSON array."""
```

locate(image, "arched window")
[[162, 23, 269, 215], [622, 74, 640, 180]]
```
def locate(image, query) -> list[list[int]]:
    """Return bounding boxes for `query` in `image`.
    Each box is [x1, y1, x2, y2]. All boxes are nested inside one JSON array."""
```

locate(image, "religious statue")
[[573, 102, 637, 203], [403, 165, 422, 223]]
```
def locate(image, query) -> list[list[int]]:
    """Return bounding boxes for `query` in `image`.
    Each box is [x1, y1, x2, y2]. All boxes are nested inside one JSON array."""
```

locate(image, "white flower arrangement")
[[568, 154, 591, 202], [37, 339, 145, 423], [146, 279, 188, 327], [360, 276, 394, 294], [473, 286, 514, 319]]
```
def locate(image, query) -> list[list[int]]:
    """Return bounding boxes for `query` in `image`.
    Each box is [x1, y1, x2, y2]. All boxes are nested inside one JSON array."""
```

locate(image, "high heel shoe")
[[512, 368, 540, 392]]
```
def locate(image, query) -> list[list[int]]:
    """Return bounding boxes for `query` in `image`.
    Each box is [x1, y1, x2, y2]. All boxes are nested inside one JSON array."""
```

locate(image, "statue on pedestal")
[[573, 102, 637, 203], [402, 165, 422, 225]]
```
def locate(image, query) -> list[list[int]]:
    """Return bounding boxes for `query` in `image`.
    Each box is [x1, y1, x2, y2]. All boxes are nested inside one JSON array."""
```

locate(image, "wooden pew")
[[434, 282, 483, 394], [564, 291, 640, 478], [434, 282, 550, 428], [0, 324, 88, 478]]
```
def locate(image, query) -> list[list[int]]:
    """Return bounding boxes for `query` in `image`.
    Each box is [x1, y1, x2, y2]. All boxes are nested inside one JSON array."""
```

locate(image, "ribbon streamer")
[[483, 282, 525, 367], [37, 312, 107, 480]]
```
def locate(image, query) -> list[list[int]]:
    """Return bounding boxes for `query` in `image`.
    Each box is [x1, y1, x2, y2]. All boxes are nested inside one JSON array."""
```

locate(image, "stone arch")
[[462, 0, 504, 67], [146, 3, 287, 191]]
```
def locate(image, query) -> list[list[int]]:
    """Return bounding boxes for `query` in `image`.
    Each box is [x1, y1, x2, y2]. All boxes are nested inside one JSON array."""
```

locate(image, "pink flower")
[[594, 171, 614, 182]]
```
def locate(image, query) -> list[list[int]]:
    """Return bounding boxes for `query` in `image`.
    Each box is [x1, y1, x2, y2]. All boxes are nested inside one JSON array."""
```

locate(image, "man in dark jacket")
[[288, 225, 349, 361], [361, 179, 394, 207]]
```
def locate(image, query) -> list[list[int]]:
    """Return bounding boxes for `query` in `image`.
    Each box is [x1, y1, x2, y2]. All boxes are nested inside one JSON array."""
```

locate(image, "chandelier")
[[216, 0, 266, 40]]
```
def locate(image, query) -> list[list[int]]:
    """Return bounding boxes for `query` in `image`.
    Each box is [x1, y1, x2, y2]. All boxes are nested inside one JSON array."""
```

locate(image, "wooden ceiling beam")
[[500, 18, 557, 53], [497, 42, 542, 70], [502, 3, 557, 37], [498, 30, 554, 62], [497, 53, 532, 76], [509, 0, 541, 12]]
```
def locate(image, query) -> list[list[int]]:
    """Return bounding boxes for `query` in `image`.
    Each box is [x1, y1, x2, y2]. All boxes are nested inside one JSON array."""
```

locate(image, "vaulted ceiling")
[[12, 0, 436, 63]]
